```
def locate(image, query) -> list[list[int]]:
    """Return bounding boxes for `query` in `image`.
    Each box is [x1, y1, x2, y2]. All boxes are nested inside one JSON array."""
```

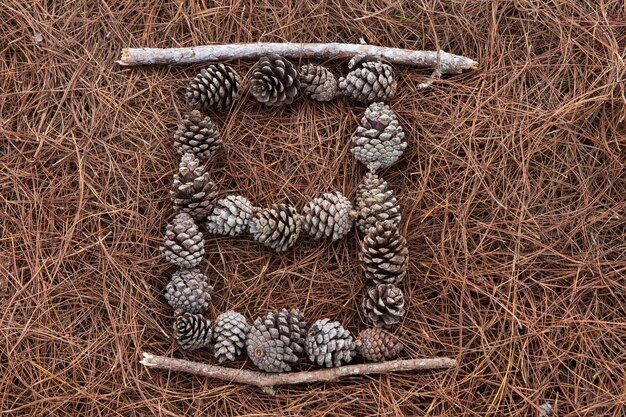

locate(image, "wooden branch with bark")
[[140, 352, 457, 393], [117, 42, 477, 74]]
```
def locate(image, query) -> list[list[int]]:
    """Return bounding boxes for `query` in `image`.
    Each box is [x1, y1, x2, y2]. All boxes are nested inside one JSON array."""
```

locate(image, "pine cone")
[[206, 195, 254, 236], [362, 283, 405, 328], [352, 102, 407, 172], [298, 64, 337, 102], [160, 213, 205, 268], [249, 204, 301, 252], [302, 191, 353, 241], [355, 172, 401, 234], [246, 308, 306, 373], [355, 328, 403, 362], [164, 269, 213, 315], [171, 153, 218, 222], [250, 54, 300, 106], [186, 64, 242, 111], [214, 311, 249, 363], [173, 110, 222, 161], [173, 313, 212, 350], [305, 318, 356, 368], [338, 61, 397, 103], [360, 220, 408, 285]]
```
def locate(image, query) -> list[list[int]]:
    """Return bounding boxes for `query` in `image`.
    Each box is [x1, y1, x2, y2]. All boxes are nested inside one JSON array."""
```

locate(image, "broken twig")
[[140, 352, 457, 392]]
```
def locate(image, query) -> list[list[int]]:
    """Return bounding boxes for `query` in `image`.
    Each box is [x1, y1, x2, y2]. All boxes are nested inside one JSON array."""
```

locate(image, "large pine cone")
[[298, 64, 337, 102], [214, 311, 249, 363], [250, 54, 300, 106], [338, 61, 397, 103], [302, 191, 353, 241], [356, 328, 403, 362], [362, 283, 405, 328], [173, 110, 222, 161], [160, 213, 205, 268], [164, 269, 213, 315], [249, 204, 302, 252], [352, 102, 407, 172], [171, 153, 218, 222], [246, 308, 306, 373], [186, 64, 241, 111], [360, 220, 408, 285], [173, 313, 212, 350], [305, 318, 356, 368], [206, 195, 254, 236], [355, 172, 401, 234]]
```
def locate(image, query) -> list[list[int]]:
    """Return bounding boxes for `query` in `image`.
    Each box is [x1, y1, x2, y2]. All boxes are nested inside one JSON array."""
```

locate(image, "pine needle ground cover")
[[1, 2, 624, 416]]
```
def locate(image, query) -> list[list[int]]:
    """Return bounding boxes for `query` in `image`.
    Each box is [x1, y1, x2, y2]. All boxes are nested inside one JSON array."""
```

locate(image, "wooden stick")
[[140, 352, 457, 392], [117, 43, 477, 74]]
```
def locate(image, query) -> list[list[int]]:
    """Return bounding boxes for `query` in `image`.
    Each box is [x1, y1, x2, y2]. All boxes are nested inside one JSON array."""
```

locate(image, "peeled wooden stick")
[[140, 352, 457, 392], [117, 43, 477, 74]]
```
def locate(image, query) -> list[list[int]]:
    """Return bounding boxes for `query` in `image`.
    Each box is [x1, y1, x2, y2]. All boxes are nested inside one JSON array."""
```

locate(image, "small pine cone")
[[173, 110, 222, 161], [362, 283, 405, 328], [164, 269, 213, 314], [171, 153, 218, 222], [305, 318, 356, 368], [173, 313, 212, 350], [355, 172, 401, 234], [355, 328, 403, 362], [298, 64, 337, 102], [360, 220, 408, 285], [302, 191, 353, 241], [206, 195, 254, 236], [352, 102, 407, 172], [160, 213, 205, 268], [246, 308, 306, 373], [186, 64, 242, 112], [250, 54, 300, 106], [249, 204, 302, 252], [338, 61, 397, 103], [214, 311, 249, 363]]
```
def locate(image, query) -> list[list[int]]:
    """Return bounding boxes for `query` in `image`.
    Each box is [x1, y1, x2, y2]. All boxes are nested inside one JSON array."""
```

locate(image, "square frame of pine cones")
[[161, 54, 409, 373]]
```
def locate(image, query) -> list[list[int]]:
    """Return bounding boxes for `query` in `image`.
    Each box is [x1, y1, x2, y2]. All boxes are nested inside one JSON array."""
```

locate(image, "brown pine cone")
[[299, 64, 338, 102], [362, 283, 405, 328], [355, 328, 403, 362], [250, 54, 300, 106], [360, 220, 408, 285]]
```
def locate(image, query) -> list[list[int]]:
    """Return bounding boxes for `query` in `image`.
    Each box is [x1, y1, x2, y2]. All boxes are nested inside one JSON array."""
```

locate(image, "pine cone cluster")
[[305, 318, 356, 367], [299, 64, 337, 102], [164, 269, 213, 315], [362, 283, 405, 328], [356, 328, 403, 362], [173, 313, 213, 350], [173, 110, 222, 161], [160, 213, 205, 268], [214, 311, 249, 363], [171, 153, 218, 222], [352, 102, 407, 172], [302, 191, 353, 241], [360, 220, 408, 285], [250, 54, 300, 106], [246, 308, 306, 373], [338, 61, 397, 103], [355, 172, 401, 234], [206, 195, 254, 236], [249, 204, 301, 252], [186, 64, 242, 111]]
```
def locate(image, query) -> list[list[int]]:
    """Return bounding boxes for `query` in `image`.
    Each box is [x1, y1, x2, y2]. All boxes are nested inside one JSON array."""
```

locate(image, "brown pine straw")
[[1, 1, 625, 416]]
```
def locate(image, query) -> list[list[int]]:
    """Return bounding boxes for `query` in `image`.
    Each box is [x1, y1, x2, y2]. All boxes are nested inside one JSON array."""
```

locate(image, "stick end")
[[140, 352, 156, 367], [116, 49, 130, 66]]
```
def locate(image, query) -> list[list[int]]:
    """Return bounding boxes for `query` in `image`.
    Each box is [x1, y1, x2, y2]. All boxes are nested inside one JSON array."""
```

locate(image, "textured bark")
[[140, 351, 457, 392], [117, 43, 477, 74]]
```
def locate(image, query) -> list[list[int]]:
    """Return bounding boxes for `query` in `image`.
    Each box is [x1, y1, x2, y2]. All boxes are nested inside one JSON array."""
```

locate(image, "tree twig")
[[140, 352, 457, 392], [116, 43, 477, 74]]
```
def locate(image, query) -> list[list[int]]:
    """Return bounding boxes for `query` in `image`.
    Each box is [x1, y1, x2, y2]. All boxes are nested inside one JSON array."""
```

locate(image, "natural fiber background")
[[1, 1, 625, 416]]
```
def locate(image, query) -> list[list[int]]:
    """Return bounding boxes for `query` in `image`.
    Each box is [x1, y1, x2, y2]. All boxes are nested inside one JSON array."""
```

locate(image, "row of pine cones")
[[171, 308, 403, 372], [186, 55, 397, 110]]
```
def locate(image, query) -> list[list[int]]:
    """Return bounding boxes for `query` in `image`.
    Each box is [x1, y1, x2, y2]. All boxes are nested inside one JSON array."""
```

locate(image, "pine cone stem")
[[140, 352, 457, 391]]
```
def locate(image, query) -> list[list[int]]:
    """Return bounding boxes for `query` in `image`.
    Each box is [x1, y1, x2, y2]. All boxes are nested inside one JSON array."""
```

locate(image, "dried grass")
[[1, 1, 625, 416]]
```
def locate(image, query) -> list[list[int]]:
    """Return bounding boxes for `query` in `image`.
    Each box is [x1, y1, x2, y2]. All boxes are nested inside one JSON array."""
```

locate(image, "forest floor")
[[1, 1, 625, 416]]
